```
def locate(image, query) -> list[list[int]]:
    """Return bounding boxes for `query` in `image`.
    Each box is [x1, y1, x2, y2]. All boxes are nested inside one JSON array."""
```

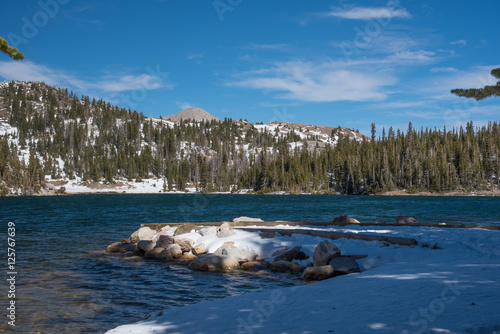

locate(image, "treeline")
[[0, 81, 499, 195]]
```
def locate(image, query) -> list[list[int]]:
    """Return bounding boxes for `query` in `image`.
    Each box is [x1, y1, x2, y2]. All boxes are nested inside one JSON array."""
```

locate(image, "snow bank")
[[106, 225, 500, 334]]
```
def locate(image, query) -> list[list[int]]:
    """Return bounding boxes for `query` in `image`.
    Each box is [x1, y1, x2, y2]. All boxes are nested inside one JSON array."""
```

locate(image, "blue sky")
[[1, 0, 499, 136]]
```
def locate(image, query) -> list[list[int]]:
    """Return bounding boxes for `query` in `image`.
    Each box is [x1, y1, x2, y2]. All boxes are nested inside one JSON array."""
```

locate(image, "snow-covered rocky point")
[[106, 218, 500, 334]]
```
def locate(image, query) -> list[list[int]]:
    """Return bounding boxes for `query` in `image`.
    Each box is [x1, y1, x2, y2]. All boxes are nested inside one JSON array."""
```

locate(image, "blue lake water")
[[0, 194, 499, 333]]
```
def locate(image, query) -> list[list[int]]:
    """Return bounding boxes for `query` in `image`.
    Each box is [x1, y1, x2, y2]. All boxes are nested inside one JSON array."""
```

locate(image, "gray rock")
[[216, 229, 236, 238], [199, 226, 217, 237], [269, 261, 302, 273], [165, 244, 182, 259], [395, 216, 420, 225], [329, 257, 360, 275], [130, 227, 156, 243], [259, 231, 276, 239], [302, 265, 335, 281], [274, 246, 302, 262], [373, 218, 387, 225], [313, 240, 341, 266], [232, 216, 263, 223], [156, 235, 175, 248], [188, 254, 240, 272], [174, 237, 194, 253], [213, 243, 257, 262], [137, 240, 156, 254], [192, 243, 206, 255], [144, 247, 166, 258]]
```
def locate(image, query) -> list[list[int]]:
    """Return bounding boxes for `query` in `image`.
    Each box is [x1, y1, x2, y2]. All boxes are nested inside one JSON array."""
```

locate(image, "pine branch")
[[0, 37, 25, 60]]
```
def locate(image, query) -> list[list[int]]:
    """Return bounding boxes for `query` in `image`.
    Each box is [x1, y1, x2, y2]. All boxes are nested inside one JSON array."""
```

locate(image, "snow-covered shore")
[[106, 224, 500, 334]]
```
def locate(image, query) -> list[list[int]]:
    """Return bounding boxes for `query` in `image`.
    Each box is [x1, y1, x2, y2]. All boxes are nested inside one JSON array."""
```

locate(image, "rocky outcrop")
[[302, 265, 335, 281], [332, 215, 361, 225], [313, 240, 341, 266], [329, 257, 360, 275], [188, 254, 240, 272], [395, 216, 420, 225]]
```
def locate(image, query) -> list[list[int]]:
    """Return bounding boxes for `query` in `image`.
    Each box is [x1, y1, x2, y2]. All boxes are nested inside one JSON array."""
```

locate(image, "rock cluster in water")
[[107, 220, 366, 282]]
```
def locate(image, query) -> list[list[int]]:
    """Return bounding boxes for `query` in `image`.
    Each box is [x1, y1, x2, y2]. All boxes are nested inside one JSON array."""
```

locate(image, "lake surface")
[[1, 194, 499, 333]]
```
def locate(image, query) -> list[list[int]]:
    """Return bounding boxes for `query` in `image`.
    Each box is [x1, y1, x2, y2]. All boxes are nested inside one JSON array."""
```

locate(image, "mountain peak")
[[165, 108, 220, 123]]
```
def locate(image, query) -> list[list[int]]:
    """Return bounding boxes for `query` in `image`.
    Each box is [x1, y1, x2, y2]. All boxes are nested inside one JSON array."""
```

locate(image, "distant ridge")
[[165, 108, 221, 123]]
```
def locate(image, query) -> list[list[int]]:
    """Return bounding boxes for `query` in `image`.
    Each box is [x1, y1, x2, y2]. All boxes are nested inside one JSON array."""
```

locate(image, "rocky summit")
[[165, 107, 221, 123]]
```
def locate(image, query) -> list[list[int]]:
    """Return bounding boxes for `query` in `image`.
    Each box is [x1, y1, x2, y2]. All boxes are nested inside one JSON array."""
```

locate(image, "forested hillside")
[[0, 81, 499, 196]]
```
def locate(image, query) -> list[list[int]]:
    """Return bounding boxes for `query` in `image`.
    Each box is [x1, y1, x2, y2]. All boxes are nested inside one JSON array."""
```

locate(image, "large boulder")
[[332, 215, 361, 225], [107, 241, 135, 253], [156, 235, 175, 248], [313, 240, 341, 266], [395, 216, 420, 225], [158, 244, 183, 259], [274, 246, 304, 262], [199, 226, 217, 237], [302, 265, 335, 281], [152, 225, 177, 242], [269, 261, 302, 273], [192, 243, 206, 255], [130, 227, 157, 243], [329, 257, 360, 275], [188, 254, 240, 273], [213, 243, 258, 263], [233, 216, 263, 223], [137, 240, 156, 254]]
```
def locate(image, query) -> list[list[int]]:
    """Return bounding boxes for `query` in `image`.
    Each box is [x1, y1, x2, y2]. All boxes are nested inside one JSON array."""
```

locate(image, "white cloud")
[[229, 60, 396, 102], [175, 101, 194, 110], [387, 50, 435, 64], [0, 60, 172, 92], [430, 67, 458, 73], [450, 39, 467, 46], [187, 53, 204, 60], [326, 3, 411, 20]]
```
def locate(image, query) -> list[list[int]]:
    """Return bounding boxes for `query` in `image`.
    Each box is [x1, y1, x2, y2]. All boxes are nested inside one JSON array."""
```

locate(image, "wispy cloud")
[[325, 2, 411, 20], [450, 39, 467, 46], [248, 43, 290, 50], [430, 67, 458, 73], [228, 60, 396, 103], [187, 53, 204, 60], [175, 101, 195, 110], [0, 60, 172, 93]]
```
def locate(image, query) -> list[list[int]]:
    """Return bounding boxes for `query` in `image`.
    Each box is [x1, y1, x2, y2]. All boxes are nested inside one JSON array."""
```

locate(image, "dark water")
[[0, 194, 499, 333]]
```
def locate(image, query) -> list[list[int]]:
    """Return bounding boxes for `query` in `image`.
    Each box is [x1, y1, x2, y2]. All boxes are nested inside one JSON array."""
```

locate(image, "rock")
[[188, 254, 240, 273], [174, 237, 194, 253], [332, 215, 360, 225], [395, 216, 420, 225], [343, 254, 368, 260], [217, 229, 236, 238], [165, 244, 183, 259], [152, 226, 177, 242], [313, 240, 341, 266], [213, 243, 257, 262], [329, 257, 360, 275], [233, 216, 263, 223], [240, 261, 269, 272], [144, 247, 166, 259], [294, 251, 310, 260], [373, 218, 387, 225], [192, 243, 206, 255], [107, 242, 126, 253], [137, 240, 156, 254], [259, 231, 276, 239], [302, 265, 335, 281], [272, 248, 289, 257], [219, 222, 232, 230], [177, 253, 196, 262], [199, 226, 217, 236], [156, 235, 175, 248], [269, 261, 302, 273], [130, 227, 156, 243], [174, 223, 197, 236], [274, 246, 303, 262]]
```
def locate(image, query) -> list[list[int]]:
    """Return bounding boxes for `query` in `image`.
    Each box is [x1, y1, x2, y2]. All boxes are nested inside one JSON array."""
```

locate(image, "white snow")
[[106, 224, 500, 334]]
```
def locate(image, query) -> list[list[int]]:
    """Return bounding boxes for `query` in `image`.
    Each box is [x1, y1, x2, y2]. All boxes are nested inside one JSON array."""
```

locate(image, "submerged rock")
[[144, 247, 166, 259], [332, 215, 361, 225], [188, 254, 240, 273], [269, 261, 302, 273], [313, 240, 341, 266], [259, 231, 276, 239], [302, 265, 335, 281], [240, 261, 269, 272], [107, 242, 135, 253], [395, 216, 420, 225]]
